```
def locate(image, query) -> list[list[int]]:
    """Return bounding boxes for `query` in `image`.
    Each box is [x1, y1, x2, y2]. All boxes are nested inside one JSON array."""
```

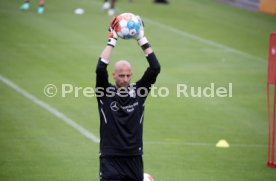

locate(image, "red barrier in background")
[[267, 32, 276, 168]]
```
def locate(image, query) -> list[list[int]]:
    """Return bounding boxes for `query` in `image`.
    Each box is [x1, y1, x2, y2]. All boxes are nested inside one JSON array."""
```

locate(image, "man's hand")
[[134, 16, 145, 41], [110, 16, 119, 30], [107, 16, 119, 47], [135, 16, 150, 50], [108, 27, 118, 39]]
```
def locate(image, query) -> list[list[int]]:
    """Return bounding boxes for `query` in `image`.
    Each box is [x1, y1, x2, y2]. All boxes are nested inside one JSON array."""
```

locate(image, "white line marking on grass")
[[0, 75, 100, 143], [143, 18, 264, 62]]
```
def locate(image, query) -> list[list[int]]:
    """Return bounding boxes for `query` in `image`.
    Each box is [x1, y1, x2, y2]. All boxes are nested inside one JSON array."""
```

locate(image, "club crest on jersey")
[[128, 84, 136, 98], [129, 88, 136, 98]]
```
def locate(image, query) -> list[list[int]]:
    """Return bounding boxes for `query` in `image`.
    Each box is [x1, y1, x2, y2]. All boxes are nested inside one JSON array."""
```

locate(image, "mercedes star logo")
[[110, 101, 119, 111]]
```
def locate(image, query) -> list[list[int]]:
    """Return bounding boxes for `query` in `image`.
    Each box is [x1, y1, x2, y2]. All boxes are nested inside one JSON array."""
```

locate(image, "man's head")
[[112, 60, 132, 88]]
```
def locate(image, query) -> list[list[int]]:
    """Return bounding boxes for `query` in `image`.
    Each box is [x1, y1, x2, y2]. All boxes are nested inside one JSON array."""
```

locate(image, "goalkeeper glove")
[[135, 16, 151, 50], [107, 16, 119, 47]]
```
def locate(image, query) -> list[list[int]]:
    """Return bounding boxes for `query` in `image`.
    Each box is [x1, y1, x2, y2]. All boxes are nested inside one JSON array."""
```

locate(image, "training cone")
[[216, 139, 230, 148]]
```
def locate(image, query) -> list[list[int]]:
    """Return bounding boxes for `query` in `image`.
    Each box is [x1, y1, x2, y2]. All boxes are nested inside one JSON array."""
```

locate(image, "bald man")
[[95, 17, 161, 181]]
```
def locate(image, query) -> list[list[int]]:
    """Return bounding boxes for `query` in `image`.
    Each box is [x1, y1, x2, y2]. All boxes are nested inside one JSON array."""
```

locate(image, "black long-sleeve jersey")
[[96, 52, 161, 157]]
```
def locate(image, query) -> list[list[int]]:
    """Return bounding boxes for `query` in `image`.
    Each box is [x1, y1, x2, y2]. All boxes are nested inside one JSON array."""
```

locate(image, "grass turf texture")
[[1, 0, 276, 180]]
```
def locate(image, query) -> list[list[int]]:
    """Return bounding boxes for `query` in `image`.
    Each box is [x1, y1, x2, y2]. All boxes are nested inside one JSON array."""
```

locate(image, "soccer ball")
[[114, 13, 142, 40], [143, 173, 154, 181]]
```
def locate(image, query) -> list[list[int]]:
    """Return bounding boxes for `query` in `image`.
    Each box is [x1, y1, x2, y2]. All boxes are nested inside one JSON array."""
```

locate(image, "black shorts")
[[100, 156, 144, 181]]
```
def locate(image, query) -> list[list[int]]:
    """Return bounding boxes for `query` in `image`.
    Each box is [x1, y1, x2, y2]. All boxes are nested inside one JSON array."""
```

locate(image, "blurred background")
[[1, 0, 276, 180]]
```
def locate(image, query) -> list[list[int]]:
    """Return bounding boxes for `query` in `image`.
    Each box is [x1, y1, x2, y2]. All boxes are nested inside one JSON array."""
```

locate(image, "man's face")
[[112, 61, 132, 88]]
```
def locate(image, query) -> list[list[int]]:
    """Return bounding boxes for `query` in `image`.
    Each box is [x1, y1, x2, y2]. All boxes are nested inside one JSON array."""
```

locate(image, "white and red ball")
[[114, 13, 141, 39], [144, 173, 154, 181]]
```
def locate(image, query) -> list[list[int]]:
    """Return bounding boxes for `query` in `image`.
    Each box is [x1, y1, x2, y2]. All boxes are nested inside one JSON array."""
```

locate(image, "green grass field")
[[1, 0, 276, 180]]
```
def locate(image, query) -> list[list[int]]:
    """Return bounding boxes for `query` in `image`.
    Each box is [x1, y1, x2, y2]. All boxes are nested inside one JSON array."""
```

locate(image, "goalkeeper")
[[95, 16, 161, 181]]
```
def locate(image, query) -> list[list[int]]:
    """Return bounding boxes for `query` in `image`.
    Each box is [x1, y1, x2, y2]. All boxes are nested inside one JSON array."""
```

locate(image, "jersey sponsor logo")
[[110, 101, 139, 112], [120, 102, 138, 112], [110, 101, 120, 112]]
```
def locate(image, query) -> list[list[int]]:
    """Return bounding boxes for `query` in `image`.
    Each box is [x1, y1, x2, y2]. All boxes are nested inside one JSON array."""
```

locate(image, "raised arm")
[[95, 17, 119, 89], [136, 50, 161, 90], [134, 20, 161, 90]]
